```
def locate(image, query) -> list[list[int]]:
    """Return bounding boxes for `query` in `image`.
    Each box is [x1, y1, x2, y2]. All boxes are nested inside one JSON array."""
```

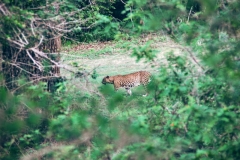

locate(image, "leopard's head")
[[102, 76, 113, 85]]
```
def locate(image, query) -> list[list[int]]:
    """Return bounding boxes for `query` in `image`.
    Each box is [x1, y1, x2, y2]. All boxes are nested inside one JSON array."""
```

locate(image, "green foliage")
[[1, 0, 119, 43], [1, 0, 240, 159], [132, 41, 157, 62], [91, 69, 98, 79], [64, 0, 119, 42]]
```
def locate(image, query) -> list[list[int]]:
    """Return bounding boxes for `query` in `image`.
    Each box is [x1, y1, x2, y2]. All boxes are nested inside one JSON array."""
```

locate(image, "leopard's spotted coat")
[[102, 71, 151, 95]]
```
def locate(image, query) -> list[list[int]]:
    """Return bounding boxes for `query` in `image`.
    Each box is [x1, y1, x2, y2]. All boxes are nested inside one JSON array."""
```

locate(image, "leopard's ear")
[[106, 76, 109, 78]]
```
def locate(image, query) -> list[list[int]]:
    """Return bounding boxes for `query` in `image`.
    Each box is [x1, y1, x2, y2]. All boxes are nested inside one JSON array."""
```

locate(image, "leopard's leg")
[[142, 84, 148, 97], [126, 88, 132, 95], [114, 84, 120, 92]]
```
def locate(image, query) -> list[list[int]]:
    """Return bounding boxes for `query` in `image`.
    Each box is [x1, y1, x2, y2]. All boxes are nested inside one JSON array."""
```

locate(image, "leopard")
[[102, 71, 151, 95]]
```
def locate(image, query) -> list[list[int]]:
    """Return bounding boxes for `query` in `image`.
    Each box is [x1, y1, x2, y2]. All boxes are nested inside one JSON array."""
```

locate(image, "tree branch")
[[26, 50, 43, 71]]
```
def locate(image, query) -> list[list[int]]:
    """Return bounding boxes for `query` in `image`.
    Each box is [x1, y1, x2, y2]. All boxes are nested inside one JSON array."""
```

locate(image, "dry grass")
[[62, 34, 181, 75]]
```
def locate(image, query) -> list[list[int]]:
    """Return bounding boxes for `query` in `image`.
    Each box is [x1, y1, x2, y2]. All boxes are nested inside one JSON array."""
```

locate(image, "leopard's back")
[[113, 71, 151, 89], [139, 71, 151, 85]]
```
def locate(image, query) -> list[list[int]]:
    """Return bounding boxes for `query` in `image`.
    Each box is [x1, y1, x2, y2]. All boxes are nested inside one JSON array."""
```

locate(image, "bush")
[[1, 0, 240, 159]]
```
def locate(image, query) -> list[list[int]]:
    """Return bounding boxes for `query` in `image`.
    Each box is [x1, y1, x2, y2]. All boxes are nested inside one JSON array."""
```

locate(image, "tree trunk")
[[2, 36, 62, 93]]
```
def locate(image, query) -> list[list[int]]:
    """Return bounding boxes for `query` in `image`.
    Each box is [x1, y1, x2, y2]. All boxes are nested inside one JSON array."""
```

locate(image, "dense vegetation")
[[1, 0, 240, 159]]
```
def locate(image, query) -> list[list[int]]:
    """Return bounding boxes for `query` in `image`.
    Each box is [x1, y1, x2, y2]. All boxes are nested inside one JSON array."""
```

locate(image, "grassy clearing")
[[57, 34, 204, 125], [62, 34, 181, 74], [60, 32, 202, 98]]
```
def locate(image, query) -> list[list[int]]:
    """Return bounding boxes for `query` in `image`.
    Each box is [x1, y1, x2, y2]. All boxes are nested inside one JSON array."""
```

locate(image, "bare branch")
[[13, 29, 29, 46], [1, 1, 98, 83], [183, 47, 204, 71], [26, 50, 43, 71], [29, 48, 77, 73], [8, 62, 36, 76], [11, 76, 61, 93], [30, 19, 36, 36], [187, 6, 193, 23], [30, 48, 57, 64], [120, 0, 127, 5], [7, 37, 25, 48], [33, 35, 44, 49], [21, 33, 29, 45], [14, 48, 23, 63], [0, 3, 11, 16]]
